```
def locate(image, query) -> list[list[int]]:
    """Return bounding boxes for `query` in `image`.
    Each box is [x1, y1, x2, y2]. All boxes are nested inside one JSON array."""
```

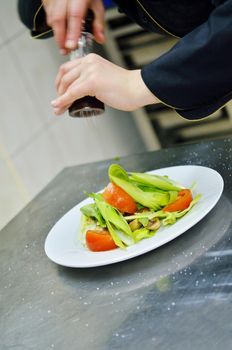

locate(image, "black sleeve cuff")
[[141, 68, 232, 120], [176, 91, 232, 120], [18, 0, 53, 39]]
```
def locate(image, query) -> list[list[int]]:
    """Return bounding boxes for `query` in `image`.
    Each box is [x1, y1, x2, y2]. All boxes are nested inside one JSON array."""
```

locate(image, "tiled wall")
[[0, 1, 146, 230]]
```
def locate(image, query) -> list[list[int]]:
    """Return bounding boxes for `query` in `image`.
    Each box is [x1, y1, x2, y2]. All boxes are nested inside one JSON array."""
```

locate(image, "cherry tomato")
[[86, 230, 118, 252], [103, 182, 137, 214], [163, 189, 193, 212]]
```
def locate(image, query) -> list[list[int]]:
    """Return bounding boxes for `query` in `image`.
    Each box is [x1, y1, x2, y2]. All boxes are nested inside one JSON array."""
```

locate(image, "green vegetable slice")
[[108, 164, 169, 210], [129, 172, 183, 191], [89, 193, 134, 248]]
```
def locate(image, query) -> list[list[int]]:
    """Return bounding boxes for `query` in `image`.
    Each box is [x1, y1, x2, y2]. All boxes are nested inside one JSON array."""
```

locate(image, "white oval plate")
[[44, 165, 224, 268]]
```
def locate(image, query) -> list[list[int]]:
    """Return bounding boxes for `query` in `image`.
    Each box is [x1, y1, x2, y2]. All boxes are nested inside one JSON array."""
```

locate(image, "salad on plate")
[[80, 164, 201, 252]]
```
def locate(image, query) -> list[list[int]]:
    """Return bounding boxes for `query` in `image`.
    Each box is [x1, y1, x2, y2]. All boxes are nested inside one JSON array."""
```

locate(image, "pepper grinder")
[[68, 9, 105, 118]]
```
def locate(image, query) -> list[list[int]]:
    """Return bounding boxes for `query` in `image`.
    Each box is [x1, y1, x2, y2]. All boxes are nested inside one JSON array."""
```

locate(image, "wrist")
[[128, 69, 159, 109]]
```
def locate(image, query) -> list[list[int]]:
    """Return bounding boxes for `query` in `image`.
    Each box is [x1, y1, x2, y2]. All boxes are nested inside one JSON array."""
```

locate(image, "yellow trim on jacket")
[[136, 0, 180, 39], [32, 2, 52, 38]]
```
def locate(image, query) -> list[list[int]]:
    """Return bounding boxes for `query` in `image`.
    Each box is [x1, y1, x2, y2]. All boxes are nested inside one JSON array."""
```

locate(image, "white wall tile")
[[0, 23, 5, 46], [12, 126, 66, 197], [0, 32, 66, 158], [0, 45, 50, 155], [9, 32, 66, 120], [0, 0, 25, 40]]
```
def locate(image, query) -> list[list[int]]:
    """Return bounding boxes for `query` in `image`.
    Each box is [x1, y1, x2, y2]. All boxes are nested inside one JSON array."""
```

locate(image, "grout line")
[[0, 140, 30, 202]]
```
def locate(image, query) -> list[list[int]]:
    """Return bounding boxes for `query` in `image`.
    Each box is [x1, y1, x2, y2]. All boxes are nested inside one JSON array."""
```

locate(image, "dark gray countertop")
[[1, 137, 232, 350]]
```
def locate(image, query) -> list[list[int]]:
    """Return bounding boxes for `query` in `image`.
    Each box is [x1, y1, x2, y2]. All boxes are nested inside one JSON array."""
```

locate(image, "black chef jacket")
[[18, 0, 232, 119]]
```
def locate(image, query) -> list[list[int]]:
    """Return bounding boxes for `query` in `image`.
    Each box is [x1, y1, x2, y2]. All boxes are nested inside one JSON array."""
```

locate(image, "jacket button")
[[142, 15, 148, 23]]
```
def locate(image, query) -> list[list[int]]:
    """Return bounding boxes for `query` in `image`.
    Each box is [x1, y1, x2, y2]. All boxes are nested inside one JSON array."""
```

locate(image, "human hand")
[[51, 54, 159, 114], [43, 0, 105, 54]]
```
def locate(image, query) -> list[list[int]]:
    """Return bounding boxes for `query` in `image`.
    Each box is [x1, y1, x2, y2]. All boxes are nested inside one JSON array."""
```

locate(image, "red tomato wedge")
[[86, 230, 118, 252], [163, 189, 193, 212], [103, 182, 137, 214]]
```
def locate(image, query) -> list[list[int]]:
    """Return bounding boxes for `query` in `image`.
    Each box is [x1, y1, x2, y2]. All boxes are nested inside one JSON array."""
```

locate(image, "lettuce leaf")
[[132, 228, 157, 242], [80, 203, 106, 227]]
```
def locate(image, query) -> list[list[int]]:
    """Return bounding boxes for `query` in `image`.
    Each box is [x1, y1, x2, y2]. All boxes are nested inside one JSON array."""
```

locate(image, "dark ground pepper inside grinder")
[[68, 9, 105, 118]]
